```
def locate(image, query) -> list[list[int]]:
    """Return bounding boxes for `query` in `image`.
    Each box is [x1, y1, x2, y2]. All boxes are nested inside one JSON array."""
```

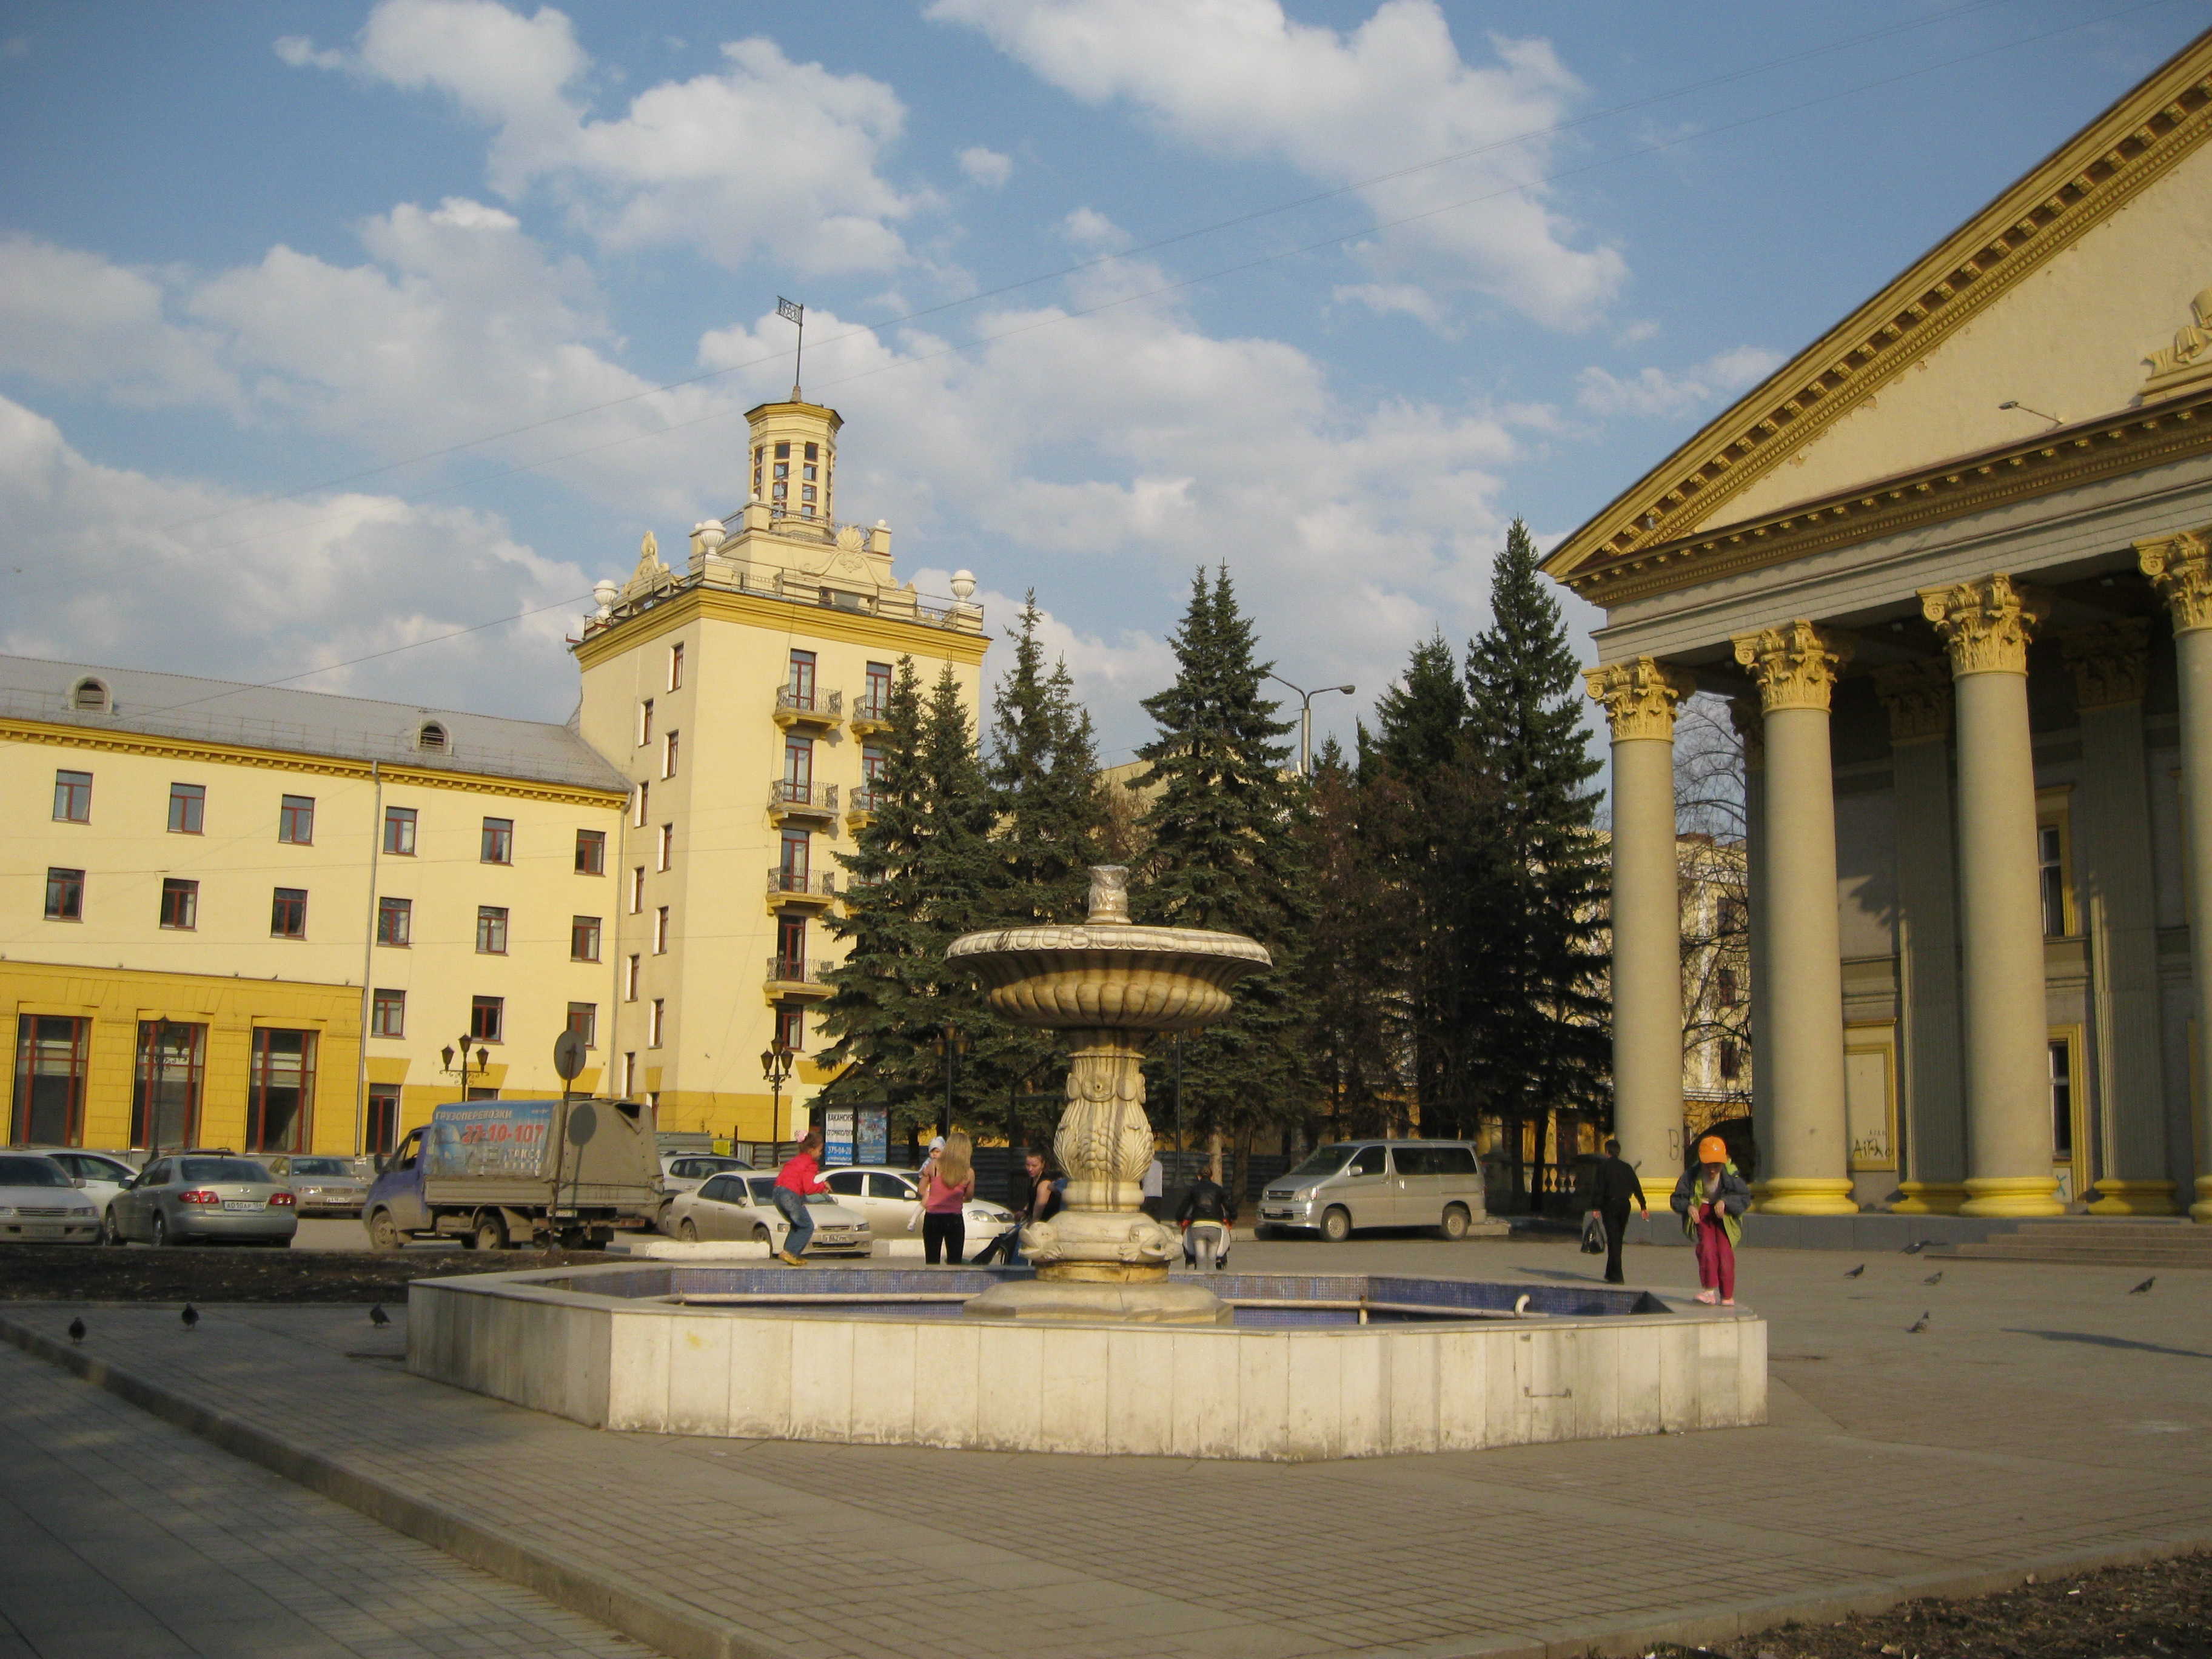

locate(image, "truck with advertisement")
[[362, 1097, 663, 1252]]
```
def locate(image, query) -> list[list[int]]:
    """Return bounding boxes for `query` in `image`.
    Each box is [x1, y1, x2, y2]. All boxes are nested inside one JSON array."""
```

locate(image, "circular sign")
[[568, 1103, 598, 1146], [552, 1030, 587, 1081]]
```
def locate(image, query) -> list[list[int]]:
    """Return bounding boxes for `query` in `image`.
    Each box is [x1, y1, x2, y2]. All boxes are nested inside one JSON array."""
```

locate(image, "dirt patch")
[[0, 1243, 611, 1304], [1666, 1552, 2212, 1659]]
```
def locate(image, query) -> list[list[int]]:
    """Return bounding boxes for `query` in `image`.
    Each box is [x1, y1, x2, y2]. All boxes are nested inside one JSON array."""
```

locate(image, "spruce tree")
[[1460, 517, 1610, 1184], [1133, 566, 1313, 1190], [1298, 737, 1407, 1142]]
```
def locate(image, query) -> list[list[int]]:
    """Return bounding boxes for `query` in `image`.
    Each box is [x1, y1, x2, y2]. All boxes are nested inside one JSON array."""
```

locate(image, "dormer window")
[[416, 722, 447, 752], [71, 677, 109, 712]]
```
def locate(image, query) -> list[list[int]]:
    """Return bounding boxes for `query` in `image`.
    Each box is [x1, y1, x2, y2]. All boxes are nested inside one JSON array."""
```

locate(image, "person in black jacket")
[[1176, 1165, 1236, 1270], [1587, 1138, 1648, 1285]]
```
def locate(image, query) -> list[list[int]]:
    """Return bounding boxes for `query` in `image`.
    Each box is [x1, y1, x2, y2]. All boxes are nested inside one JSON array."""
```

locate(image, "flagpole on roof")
[[777, 297, 805, 401]]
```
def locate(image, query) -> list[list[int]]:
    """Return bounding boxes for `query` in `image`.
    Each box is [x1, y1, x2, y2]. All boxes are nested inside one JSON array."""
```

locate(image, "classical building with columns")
[[1546, 28, 2212, 1221]]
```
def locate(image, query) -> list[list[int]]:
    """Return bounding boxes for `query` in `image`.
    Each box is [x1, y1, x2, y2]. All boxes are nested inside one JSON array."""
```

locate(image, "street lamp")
[[934, 1025, 968, 1139], [1264, 672, 1355, 777], [760, 1040, 795, 1154], [441, 1037, 490, 1099]]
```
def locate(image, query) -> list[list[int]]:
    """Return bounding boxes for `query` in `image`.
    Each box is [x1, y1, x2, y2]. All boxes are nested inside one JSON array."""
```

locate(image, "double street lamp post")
[[1264, 672, 1355, 777], [440, 1037, 491, 1099]]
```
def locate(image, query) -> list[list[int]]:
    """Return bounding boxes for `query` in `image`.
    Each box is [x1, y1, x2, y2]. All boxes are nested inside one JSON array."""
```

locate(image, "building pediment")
[[1546, 27, 2212, 598]]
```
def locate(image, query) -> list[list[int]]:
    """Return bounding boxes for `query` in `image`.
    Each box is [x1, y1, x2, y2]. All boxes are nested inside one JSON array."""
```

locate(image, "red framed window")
[[372, 988, 406, 1039], [366, 1085, 400, 1155], [247, 1028, 316, 1153], [481, 817, 514, 864], [566, 1002, 597, 1048], [377, 896, 411, 946], [132, 1021, 204, 1153], [279, 795, 315, 844], [13, 1015, 89, 1145], [52, 770, 92, 823], [471, 996, 503, 1043], [272, 888, 307, 938], [384, 806, 417, 855], [571, 915, 602, 962], [159, 878, 198, 930], [168, 782, 204, 834], [575, 828, 605, 875]]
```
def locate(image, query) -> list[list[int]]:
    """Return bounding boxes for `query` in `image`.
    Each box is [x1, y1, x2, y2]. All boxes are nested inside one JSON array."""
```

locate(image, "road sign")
[[552, 1029, 587, 1082]]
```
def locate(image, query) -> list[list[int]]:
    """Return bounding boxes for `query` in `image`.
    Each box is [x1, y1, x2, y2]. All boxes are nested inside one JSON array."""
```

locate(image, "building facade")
[[4, 396, 985, 1156], [1548, 28, 2212, 1218]]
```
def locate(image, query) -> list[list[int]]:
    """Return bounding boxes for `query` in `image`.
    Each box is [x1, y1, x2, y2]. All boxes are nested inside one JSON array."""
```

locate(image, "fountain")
[[404, 866, 1767, 1459], [948, 865, 1265, 1325]]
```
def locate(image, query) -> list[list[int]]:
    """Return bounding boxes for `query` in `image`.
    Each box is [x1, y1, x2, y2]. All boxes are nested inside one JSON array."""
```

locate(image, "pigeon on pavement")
[[1906, 1312, 1930, 1333], [1903, 1240, 1927, 1254], [180, 1304, 199, 1330], [2131, 1276, 2156, 1295], [1843, 1265, 1865, 1279], [1923, 1270, 1944, 1285], [67, 1318, 85, 1344], [369, 1304, 390, 1327]]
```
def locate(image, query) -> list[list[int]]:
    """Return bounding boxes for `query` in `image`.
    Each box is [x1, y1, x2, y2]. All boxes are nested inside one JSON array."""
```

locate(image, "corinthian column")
[[1587, 658, 1696, 1186], [2139, 530, 2212, 1221], [1731, 622, 1856, 1214], [1920, 574, 2063, 1218]]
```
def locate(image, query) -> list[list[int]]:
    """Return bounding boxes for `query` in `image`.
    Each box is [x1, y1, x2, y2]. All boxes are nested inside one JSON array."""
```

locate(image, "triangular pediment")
[[1546, 27, 2212, 592]]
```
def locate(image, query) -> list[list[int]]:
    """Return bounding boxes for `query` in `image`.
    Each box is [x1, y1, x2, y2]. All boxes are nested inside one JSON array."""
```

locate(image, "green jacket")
[[1670, 1163, 1751, 1245]]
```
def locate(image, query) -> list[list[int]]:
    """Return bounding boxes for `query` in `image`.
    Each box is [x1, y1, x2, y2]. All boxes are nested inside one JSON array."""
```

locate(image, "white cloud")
[[272, 35, 343, 70], [0, 395, 588, 719], [1576, 344, 1783, 418], [930, 0, 1624, 329], [299, 0, 919, 275], [1332, 282, 1450, 330], [957, 145, 1012, 187], [1058, 207, 1127, 249], [0, 236, 236, 407]]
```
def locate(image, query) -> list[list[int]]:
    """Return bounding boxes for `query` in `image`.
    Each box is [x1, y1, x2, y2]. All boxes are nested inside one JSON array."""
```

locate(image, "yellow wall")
[[3, 722, 625, 1150]]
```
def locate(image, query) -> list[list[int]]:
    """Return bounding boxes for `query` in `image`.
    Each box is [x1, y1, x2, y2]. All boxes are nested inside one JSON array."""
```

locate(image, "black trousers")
[[1601, 1202, 1631, 1284], [923, 1212, 966, 1265]]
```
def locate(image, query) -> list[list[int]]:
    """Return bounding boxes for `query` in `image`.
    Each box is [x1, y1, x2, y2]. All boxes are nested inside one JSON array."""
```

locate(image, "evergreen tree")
[[1460, 517, 1610, 1176], [818, 659, 1004, 1140], [1298, 737, 1407, 1142], [1133, 566, 1313, 1188]]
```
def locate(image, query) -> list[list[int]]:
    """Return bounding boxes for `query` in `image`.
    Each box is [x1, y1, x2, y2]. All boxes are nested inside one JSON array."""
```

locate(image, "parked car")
[[24, 1149, 137, 1225], [104, 1153, 298, 1247], [0, 1153, 102, 1244], [659, 1153, 754, 1197], [258, 1155, 369, 1216], [1255, 1141, 1489, 1242], [662, 1173, 870, 1256], [818, 1165, 1017, 1242]]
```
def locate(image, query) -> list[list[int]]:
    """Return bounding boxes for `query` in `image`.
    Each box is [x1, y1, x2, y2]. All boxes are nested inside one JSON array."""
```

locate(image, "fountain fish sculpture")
[[947, 866, 1270, 1322]]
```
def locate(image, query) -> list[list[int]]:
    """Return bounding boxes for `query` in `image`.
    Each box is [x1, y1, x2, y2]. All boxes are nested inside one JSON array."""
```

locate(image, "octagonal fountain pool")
[[407, 1261, 1763, 1461]]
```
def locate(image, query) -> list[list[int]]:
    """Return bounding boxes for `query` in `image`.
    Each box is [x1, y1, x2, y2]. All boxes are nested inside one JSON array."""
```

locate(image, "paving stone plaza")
[[4, 1236, 2209, 1659]]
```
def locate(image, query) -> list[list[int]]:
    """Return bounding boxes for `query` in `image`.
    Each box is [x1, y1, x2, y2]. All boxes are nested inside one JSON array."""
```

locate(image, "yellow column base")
[[1892, 1181, 1968, 1216], [1751, 1177, 1859, 1215], [1959, 1175, 2065, 1218], [2190, 1175, 2212, 1224], [2088, 1179, 2180, 1216]]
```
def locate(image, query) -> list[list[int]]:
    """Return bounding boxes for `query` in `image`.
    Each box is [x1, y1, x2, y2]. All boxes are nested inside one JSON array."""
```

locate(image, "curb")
[[0, 1312, 791, 1659], [5, 1310, 2208, 1659]]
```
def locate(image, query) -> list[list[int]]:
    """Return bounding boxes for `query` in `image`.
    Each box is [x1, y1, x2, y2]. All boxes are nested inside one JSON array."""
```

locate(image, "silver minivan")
[[1256, 1141, 1489, 1242]]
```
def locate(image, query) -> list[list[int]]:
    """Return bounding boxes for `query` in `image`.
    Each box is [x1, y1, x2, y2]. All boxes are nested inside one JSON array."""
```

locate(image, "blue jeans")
[[773, 1187, 814, 1256]]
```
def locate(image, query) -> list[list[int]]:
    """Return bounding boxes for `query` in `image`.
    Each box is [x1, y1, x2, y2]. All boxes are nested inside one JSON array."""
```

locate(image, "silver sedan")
[[259, 1155, 369, 1216], [105, 1154, 298, 1247], [0, 1154, 102, 1244], [662, 1173, 870, 1256]]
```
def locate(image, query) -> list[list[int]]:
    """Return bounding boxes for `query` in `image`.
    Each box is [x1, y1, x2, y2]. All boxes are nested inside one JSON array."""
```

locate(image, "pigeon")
[[1923, 1270, 1944, 1285], [1903, 1240, 1927, 1254], [1906, 1312, 1930, 1333], [2131, 1276, 2156, 1296], [369, 1304, 390, 1327], [1843, 1264, 1865, 1279], [180, 1304, 199, 1330], [67, 1318, 85, 1344]]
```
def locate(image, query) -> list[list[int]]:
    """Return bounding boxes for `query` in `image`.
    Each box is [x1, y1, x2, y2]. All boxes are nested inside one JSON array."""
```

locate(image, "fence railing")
[[776, 686, 843, 718], [767, 869, 836, 897], [768, 779, 838, 811], [765, 954, 818, 984]]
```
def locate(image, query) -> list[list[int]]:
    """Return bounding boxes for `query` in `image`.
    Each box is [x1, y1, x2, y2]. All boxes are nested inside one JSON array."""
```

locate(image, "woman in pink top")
[[919, 1131, 974, 1265]]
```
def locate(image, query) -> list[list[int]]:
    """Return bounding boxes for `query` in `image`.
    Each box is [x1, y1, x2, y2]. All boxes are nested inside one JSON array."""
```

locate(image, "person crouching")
[[772, 1128, 828, 1265], [1670, 1135, 1750, 1305]]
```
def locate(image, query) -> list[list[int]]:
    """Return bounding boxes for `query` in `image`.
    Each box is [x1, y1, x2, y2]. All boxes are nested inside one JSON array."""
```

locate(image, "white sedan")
[[0, 1153, 102, 1244], [662, 1173, 871, 1256], [38, 1150, 138, 1226], [819, 1165, 1017, 1242]]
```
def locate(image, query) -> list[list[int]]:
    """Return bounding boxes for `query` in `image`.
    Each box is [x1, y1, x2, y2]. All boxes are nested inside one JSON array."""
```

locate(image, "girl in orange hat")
[[1670, 1134, 1751, 1305]]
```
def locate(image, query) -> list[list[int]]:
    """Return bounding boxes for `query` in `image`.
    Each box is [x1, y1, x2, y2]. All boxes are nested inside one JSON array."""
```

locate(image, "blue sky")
[[0, 1, 2197, 762]]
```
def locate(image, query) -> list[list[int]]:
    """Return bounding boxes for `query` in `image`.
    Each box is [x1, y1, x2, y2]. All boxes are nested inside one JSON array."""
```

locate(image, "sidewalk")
[[5, 1236, 2211, 1659]]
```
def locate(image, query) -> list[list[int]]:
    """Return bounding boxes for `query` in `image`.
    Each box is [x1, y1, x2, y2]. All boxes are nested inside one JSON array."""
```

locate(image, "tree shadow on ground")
[[2007, 1328, 2212, 1360]]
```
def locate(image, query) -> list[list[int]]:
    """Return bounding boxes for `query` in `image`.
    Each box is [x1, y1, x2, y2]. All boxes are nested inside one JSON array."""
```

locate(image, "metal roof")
[[0, 654, 627, 793]]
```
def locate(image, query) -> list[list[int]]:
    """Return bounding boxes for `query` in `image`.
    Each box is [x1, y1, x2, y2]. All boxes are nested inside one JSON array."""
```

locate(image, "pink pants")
[[1694, 1211, 1735, 1300]]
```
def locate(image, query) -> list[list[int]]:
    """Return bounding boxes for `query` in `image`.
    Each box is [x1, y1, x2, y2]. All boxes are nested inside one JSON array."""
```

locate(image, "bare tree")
[[1673, 696, 1752, 1136]]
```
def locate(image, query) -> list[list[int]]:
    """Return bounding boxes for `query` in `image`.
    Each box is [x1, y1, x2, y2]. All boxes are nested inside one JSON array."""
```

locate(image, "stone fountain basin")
[[947, 923, 1270, 1030], [407, 1264, 1765, 1461]]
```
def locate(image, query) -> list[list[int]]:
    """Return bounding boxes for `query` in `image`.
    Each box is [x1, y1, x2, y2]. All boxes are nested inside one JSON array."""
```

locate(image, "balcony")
[[848, 696, 894, 737], [764, 954, 833, 1002], [846, 783, 882, 831], [773, 686, 843, 732], [766, 779, 838, 825], [767, 868, 837, 913]]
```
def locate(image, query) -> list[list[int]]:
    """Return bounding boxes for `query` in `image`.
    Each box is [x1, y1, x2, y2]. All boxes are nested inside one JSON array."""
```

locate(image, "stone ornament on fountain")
[[947, 864, 1270, 1322]]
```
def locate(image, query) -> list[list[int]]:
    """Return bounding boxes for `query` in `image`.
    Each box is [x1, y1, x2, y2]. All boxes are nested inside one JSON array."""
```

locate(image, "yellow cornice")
[[1545, 26, 2212, 591], [571, 583, 989, 671], [745, 400, 844, 431], [0, 719, 627, 808], [1563, 385, 2212, 605]]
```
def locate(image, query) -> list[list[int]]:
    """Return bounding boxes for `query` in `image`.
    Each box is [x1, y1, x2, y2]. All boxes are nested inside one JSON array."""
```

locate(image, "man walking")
[[1588, 1138, 1647, 1285]]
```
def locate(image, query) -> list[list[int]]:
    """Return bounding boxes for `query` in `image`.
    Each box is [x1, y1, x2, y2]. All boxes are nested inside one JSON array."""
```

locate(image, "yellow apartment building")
[[3, 394, 987, 1156]]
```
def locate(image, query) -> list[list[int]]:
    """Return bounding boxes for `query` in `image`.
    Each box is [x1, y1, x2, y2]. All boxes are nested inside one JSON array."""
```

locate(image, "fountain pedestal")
[[948, 868, 1270, 1324]]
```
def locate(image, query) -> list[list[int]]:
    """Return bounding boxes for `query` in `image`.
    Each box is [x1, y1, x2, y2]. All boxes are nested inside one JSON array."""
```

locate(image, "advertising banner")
[[426, 1101, 555, 1180], [823, 1107, 856, 1167], [857, 1105, 889, 1166]]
